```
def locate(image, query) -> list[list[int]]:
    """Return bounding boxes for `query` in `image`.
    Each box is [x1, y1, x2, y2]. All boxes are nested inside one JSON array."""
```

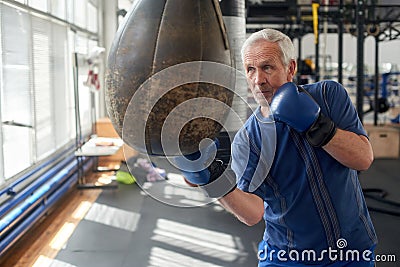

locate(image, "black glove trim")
[[296, 86, 337, 147], [208, 160, 226, 182], [306, 112, 337, 147], [201, 161, 237, 198]]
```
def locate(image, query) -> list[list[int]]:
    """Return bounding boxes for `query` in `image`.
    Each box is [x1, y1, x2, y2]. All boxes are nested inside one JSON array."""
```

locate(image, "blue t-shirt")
[[231, 80, 377, 265]]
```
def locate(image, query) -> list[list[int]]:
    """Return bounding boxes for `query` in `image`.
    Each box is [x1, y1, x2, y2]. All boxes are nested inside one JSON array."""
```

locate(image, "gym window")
[[0, 0, 99, 184]]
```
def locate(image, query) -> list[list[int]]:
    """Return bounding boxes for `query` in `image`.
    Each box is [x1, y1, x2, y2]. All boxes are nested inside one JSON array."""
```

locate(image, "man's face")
[[243, 40, 295, 106]]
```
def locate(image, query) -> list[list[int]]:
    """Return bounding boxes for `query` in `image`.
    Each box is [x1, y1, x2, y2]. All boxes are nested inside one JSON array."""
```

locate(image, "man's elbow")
[[239, 211, 264, 226], [356, 136, 374, 171], [244, 219, 262, 227], [357, 151, 374, 171], [359, 156, 374, 171]]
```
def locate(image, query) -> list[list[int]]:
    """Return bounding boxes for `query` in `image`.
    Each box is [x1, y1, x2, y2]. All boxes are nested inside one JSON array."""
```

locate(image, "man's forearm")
[[219, 189, 264, 226], [323, 128, 373, 171]]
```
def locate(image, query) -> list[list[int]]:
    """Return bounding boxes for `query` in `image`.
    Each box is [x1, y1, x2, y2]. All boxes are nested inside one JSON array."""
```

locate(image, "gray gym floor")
[[52, 159, 399, 267], [359, 159, 400, 266]]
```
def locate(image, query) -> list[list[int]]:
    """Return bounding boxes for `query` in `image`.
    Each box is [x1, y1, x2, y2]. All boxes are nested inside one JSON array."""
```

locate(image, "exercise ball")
[[105, 0, 235, 156]]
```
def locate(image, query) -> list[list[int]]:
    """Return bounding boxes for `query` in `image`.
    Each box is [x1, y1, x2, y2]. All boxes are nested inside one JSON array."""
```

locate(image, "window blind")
[[0, 4, 34, 179]]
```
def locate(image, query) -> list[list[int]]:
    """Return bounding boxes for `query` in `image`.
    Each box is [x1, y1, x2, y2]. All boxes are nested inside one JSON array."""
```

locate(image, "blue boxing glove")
[[270, 82, 336, 147], [173, 139, 236, 198]]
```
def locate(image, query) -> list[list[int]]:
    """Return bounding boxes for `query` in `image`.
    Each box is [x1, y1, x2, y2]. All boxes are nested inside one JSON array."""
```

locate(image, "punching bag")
[[106, 0, 235, 156]]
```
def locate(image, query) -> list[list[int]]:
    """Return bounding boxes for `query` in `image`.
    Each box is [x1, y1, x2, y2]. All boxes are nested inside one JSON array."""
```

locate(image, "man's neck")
[[260, 105, 272, 118]]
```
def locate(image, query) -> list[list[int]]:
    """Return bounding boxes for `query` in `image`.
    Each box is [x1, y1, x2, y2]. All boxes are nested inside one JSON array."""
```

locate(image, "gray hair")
[[241, 29, 296, 66]]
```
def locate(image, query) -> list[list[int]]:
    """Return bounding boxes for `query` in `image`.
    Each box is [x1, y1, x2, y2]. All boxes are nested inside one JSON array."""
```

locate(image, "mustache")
[[254, 86, 273, 94]]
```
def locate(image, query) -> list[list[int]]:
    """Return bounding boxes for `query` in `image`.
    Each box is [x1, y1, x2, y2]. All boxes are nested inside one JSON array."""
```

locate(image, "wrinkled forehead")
[[242, 40, 284, 65]]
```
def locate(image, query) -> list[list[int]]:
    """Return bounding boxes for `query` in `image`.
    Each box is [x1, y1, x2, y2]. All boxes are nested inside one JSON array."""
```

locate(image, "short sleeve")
[[319, 81, 367, 137], [231, 127, 268, 200]]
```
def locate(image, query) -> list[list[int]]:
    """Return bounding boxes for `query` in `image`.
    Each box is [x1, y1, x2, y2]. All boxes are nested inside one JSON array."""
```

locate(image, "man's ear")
[[287, 59, 297, 80], [288, 59, 297, 78]]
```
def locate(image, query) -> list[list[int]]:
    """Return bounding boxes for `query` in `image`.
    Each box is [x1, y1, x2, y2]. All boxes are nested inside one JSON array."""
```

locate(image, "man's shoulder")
[[238, 112, 258, 131], [301, 80, 347, 102], [233, 114, 258, 145], [302, 80, 341, 91]]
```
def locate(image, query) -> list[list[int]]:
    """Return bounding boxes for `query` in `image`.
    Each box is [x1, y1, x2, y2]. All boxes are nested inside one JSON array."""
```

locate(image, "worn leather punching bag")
[[105, 0, 235, 156]]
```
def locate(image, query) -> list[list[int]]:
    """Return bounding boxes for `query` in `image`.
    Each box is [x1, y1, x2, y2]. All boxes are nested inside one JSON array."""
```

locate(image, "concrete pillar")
[[99, 0, 118, 118], [220, 0, 248, 132]]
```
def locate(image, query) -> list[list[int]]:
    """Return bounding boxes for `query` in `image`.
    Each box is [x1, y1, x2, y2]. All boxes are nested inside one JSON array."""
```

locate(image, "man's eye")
[[247, 67, 255, 73], [263, 65, 271, 71]]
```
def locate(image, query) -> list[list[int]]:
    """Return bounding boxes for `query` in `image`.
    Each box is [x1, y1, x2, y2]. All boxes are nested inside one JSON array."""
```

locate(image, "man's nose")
[[254, 69, 266, 85]]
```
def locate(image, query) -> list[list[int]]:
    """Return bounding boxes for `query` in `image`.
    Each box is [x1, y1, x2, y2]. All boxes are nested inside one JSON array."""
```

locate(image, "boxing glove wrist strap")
[[305, 112, 337, 147], [201, 161, 237, 198]]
